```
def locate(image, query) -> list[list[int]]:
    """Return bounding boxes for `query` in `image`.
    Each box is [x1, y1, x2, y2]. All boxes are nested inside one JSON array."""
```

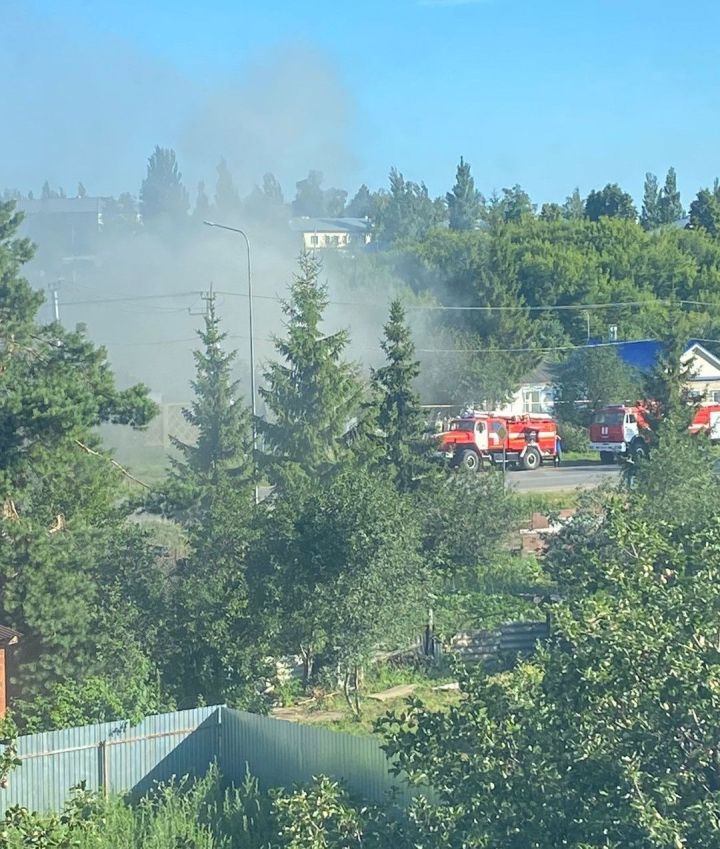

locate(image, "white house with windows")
[[493, 341, 720, 418], [495, 362, 557, 417], [289, 217, 371, 250]]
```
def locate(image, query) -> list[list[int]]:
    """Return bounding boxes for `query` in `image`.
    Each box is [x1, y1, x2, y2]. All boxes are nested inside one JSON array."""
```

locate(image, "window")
[[594, 412, 623, 425], [330, 235, 340, 246], [713, 390, 720, 403], [309, 234, 318, 246], [523, 390, 543, 414], [627, 414, 636, 424]]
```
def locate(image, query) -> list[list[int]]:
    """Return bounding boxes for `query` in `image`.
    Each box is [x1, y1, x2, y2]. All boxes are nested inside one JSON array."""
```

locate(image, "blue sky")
[[3, 0, 720, 207]]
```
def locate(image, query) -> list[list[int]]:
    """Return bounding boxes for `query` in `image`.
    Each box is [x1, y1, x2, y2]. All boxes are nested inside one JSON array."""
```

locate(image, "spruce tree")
[[139, 146, 189, 224], [156, 292, 263, 708], [370, 299, 433, 490], [447, 156, 484, 231], [657, 166, 684, 224], [258, 253, 363, 489], [640, 172, 660, 230], [167, 291, 253, 516]]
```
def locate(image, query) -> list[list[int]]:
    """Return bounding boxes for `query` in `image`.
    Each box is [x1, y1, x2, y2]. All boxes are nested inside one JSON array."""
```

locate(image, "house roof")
[[289, 216, 370, 234], [586, 339, 720, 373], [518, 360, 557, 386], [0, 625, 21, 645]]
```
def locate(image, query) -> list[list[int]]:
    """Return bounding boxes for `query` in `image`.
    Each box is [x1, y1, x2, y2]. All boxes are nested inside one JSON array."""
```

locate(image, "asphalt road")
[[258, 462, 621, 500], [508, 462, 621, 493]]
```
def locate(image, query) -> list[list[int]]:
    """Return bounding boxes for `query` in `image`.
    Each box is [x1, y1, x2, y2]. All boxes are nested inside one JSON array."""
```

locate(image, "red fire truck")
[[589, 404, 653, 464], [439, 411, 559, 471], [589, 402, 720, 463]]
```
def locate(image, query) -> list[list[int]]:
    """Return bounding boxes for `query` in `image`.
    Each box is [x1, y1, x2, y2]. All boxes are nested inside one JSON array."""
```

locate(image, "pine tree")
[[447, 156, 484, 231], [214, 158, 241, 220], [76, 182, 87, 199], [640, 172, 660, 230], [258, 253, 363, 489], [167, 291, 253, 515], [139, 146, 189, 224], [0, 200, 158, 706], [370, 300, 433, 490], [657, 166, 684, 224]]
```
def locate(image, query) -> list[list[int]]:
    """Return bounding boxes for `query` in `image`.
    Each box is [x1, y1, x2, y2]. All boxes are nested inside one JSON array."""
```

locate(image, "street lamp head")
[[203, 220, 216, 228]]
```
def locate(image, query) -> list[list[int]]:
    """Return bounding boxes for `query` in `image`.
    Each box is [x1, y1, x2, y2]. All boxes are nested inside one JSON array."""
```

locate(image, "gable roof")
[[0, 625, 21, 645], [289, 217, 370, 234]]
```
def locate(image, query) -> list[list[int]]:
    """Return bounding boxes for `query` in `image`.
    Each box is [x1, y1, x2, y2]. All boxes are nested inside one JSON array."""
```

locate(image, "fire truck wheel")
[[632, 441, 648, 461], [599, 451, 615, 465], [522, 446, 541, 471], [459, 449, 481, 472]]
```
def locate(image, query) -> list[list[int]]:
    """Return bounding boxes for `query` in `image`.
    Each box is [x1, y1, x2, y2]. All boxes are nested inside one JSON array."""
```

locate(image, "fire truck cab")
[[589, 405, 651, 464], [440, 411, 559, 472]]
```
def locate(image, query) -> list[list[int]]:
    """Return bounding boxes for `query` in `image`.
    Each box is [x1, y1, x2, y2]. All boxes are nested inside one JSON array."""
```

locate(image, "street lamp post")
[[203, 220, 259, 505]]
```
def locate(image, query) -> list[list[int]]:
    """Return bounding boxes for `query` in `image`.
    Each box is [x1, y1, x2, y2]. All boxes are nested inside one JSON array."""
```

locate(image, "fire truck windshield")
[[593, 412, 624, 425], [451, 420, 481, 432]]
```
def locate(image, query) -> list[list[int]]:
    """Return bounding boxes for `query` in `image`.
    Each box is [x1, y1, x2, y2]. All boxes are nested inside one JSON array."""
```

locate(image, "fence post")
[[98, 740, 109, 799]]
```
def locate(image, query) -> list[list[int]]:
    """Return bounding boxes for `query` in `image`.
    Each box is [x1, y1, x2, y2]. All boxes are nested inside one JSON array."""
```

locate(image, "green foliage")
[[446, 157, 483, 231], [374, 168, 446, 244], [258, 253, 364, 490], [584, 182, 638, 220], [381, 438, 720, 847], [272, 776, 367, 849], [0, 767, 276, 849], [658, 166, 684, 224], [139, 146, 189, 225], [419, 470, 522, 580], [0, 201, 159, 706], [555, 346, 643, 425], [345, 184, 373, 219], [16, 649, 170, 734], [251, 467, 428, 700], [369, 300, 434, 490], [690, 186, 720, 236], [640, 171, 660, 230], [161, 293, 254, 519]]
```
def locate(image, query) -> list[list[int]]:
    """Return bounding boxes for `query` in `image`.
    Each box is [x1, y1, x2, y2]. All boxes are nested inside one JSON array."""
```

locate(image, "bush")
[[557, 420, 590, 453]]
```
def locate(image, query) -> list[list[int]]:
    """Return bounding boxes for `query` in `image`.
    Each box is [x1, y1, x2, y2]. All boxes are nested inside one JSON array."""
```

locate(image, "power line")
[[60, 291, 202, 306], [60, 289, 720, 315]]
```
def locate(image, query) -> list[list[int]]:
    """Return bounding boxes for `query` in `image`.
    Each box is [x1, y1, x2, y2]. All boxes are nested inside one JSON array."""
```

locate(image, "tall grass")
[[1, 765, 277, 849]]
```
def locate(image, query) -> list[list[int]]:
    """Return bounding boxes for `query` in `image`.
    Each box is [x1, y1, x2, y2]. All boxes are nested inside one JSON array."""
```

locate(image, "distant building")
[[495, 361, 557, 417], [604, 339, 720, 403], [496, 340, 720, 417], [16, 197, 106, 260], [289, 217, 371, 251]]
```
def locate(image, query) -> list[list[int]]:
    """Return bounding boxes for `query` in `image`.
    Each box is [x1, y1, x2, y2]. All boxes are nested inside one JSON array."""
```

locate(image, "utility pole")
[[49, 280, 61, 323]]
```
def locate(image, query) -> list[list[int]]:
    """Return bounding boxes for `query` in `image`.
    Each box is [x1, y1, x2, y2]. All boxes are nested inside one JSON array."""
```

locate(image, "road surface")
[[508, 462, 621, 493], [258, 462, 621, 500]]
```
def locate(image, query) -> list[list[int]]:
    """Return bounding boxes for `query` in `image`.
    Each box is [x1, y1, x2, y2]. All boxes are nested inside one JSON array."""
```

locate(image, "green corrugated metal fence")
[[0, 705, 417, 813]]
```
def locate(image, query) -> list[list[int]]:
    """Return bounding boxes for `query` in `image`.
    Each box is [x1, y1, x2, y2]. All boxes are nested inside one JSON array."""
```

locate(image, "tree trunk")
[[300, 646, 313, 689], [352, 665, 362, 718]]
